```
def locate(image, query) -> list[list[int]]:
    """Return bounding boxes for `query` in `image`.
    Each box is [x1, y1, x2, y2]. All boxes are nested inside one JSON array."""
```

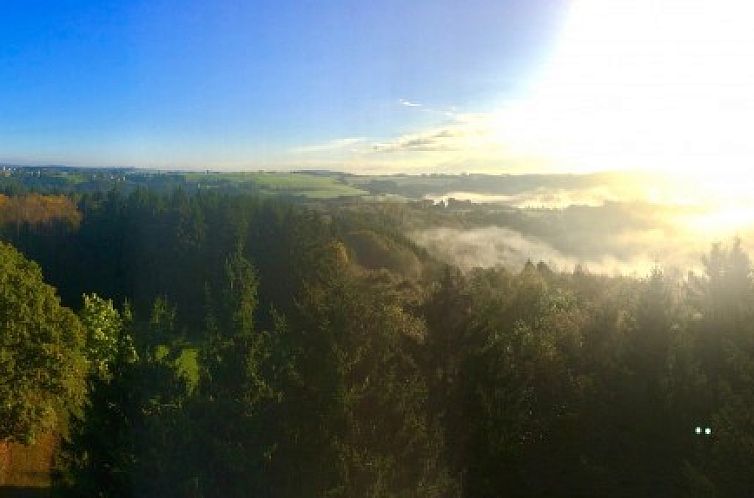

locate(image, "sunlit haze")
[[3, 0, 754, 235], [499, 0, 754, 176]]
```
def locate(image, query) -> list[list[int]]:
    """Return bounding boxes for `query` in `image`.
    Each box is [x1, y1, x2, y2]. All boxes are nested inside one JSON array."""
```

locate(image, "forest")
[[1, 172, 753, 497]]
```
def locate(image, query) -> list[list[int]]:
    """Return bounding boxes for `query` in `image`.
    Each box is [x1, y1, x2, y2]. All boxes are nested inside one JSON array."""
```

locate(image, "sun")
[[489, 0, 754, 187]]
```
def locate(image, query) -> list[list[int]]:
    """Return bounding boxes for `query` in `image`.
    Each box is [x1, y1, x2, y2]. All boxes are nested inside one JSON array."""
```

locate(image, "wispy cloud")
[[373, 128, 461, 153], [281, 0, 754, 177], [277, 111, 521, 174], [399, 99, 422, 108]]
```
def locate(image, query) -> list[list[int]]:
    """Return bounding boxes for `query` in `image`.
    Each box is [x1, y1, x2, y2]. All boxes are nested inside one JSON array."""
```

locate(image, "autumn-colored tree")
[[0, 193, 81, 228]]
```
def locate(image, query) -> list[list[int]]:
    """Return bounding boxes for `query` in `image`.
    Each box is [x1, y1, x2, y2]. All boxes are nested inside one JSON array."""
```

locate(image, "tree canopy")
[[0, 241, 86, 443], [1, 187, 753, 496]]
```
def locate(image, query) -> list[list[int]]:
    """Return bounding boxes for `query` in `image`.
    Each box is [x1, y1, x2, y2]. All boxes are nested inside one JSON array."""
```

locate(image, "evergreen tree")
[[192, 249, 280, 497], [279, 246, 455, 497]]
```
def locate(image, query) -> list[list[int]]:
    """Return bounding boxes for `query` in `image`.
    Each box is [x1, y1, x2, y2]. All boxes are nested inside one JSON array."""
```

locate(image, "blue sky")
[[0, 0, 567, 170]]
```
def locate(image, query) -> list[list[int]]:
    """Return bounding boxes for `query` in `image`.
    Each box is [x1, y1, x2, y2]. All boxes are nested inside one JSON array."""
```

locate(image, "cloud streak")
[[399, 99, 422, 107], [373, 128, 463, 153]]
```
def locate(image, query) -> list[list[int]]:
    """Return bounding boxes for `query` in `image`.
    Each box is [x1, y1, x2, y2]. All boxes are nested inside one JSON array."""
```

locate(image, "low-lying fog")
[[423, 186, 624, 209], [410, 179, 754, 276]]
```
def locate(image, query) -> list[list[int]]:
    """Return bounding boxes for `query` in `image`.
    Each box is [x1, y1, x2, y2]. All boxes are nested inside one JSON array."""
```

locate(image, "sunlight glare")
[[490, 0, 754, 196]]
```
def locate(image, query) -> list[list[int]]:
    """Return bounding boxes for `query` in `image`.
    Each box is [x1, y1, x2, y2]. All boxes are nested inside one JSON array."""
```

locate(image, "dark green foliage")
[[55, 299, 193, 498], [275, 247, 455, 497], [0, 183, 748, 497], [417, 247, 754, 498], [681, 240, 754, 495], [190, 251, 281, 497]]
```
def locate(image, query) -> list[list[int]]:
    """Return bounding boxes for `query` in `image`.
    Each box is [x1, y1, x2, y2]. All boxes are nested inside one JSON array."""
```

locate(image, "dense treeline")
[[1, 189, 753, 496], [1, 189, 341, 331]]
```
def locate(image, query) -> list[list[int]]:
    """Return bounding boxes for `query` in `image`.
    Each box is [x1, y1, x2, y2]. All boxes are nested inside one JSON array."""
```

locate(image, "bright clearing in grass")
[[184, 172, 367, 198]]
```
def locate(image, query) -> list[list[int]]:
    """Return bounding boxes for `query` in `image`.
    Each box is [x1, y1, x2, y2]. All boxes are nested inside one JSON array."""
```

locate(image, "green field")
[[155, 345, 199, 388], [183, 171, 367, 199]]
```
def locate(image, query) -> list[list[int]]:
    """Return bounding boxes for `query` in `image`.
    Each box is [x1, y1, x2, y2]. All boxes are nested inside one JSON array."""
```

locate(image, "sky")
[[2, 0, 753, 176]]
